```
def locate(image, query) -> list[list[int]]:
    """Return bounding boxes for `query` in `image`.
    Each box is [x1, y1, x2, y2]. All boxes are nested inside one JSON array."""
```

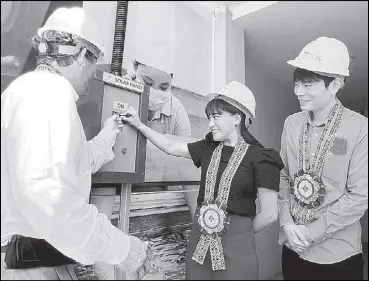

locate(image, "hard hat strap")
[[37, 41, 81, 57], [32, 30, 101, 60]]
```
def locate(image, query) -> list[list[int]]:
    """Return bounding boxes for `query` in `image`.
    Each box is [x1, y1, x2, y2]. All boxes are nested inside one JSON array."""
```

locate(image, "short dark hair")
[[293, 68, 335, 88], [205, 98, 263, 147]]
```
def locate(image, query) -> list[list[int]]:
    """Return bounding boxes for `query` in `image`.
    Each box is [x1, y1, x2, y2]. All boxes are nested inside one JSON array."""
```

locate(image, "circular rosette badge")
[[293, 173, 320, 204], [198, 203, 227, 235]]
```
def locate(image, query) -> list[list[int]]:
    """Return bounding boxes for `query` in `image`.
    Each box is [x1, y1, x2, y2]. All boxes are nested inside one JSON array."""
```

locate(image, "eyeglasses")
[[85, 49, 98, 63]]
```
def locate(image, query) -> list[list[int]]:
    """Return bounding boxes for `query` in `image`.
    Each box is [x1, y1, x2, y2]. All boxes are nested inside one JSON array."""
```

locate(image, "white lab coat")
[[1, 70, 130, 265]]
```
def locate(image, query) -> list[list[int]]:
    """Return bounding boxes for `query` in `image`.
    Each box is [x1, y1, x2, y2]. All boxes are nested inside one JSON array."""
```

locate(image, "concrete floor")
[[267, 242, 368, 280]]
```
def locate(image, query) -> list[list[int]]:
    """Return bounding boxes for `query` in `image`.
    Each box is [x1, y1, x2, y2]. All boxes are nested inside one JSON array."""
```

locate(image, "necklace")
[[290, 99, 345, 225], [192, 137, 249, 271], [35, 63, 62, 76]]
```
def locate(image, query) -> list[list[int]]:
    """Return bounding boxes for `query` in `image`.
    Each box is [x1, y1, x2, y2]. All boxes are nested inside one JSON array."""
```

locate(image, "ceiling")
[[198, 1, 246, 10], [184, 1, 368, 107]]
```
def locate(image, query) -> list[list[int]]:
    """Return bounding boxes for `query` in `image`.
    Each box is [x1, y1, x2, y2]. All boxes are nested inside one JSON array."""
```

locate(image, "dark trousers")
[[282, 245, 364, 280]]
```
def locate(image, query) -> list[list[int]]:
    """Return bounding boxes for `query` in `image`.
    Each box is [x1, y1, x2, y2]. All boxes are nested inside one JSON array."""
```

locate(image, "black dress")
[[185, 133, 283, 280]]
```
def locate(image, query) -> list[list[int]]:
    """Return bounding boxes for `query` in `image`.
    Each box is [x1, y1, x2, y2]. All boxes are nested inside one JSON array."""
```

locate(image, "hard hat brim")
[[287, 59, 349, 76], [207, 93, 255, 119], [134, 60, 173, 76]]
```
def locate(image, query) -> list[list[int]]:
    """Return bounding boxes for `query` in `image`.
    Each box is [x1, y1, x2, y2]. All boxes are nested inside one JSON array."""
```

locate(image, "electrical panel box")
[[77, 68, 149, 184]]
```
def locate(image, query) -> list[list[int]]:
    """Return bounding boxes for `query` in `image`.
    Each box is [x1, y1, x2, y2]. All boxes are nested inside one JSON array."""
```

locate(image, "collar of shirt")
[[150, 95, 173, 121], [35, 66, 80, 103], [71, 86, 79, 102], [306, 111, 328, 128], [57, 74, 79, 103], [306, 99, 342, 128]]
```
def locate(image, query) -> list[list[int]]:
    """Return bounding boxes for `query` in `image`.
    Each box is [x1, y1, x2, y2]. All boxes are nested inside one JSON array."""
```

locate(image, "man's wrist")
[[99, 126, 118, 146], [112, 127, 120, 136]]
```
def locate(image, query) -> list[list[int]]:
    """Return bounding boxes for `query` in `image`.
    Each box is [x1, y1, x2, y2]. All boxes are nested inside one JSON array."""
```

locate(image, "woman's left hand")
[[120, 107, 142, 129]]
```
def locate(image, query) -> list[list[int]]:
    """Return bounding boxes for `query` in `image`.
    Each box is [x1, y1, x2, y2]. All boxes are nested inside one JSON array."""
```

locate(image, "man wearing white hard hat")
[[121, 81, 284, 279], [1, 7, 151, 280], [278, 37, 368, 280]]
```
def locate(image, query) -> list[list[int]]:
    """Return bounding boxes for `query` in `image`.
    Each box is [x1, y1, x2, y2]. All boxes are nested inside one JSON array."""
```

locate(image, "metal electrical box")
[[77, 68, 149, 184]]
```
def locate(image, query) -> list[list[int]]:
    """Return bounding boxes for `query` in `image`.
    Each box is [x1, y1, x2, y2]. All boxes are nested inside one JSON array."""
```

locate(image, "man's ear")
[[329, 78, 343, 95], [77, 48, 88, 67]]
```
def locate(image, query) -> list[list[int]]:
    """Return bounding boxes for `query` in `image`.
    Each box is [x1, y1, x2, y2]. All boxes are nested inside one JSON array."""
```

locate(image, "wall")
[[245, 54, 300, 151], [244, 33, 301, 279], [83, 1, 117, 67], [173, 3, 212, 96], [121, 1, 212, 96], [225, 8, 246, 86]]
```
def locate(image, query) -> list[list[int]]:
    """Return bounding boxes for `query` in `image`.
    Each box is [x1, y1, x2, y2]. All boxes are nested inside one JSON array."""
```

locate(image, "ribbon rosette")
[[192, 200, 231, 271]]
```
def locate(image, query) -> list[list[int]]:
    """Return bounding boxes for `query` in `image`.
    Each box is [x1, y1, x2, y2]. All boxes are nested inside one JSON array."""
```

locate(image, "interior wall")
[[244, 30, 301, 279], [245, 54, 300, 151], [122, 1, 212, 96]]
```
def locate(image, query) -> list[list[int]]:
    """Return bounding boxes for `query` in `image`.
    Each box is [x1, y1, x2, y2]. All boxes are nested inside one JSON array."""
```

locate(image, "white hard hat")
[[209, 81, 256, 119], [37, 7, 104, 58], [287, 36, 350, 77], [134, 46, 174, 75]]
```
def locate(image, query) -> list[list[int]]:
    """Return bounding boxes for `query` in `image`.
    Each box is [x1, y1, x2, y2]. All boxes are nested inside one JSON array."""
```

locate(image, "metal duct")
[[110, 1, 129, 76]]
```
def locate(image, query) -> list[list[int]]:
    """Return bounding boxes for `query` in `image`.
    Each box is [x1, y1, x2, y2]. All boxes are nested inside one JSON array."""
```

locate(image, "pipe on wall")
[[111, 1, 129, 76]]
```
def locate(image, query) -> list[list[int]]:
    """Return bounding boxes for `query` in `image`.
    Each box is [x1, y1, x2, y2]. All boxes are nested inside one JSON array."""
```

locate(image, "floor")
[[110, 200, 368, 280], [142, 230, 189, 280], [133, 230, 368, 280]]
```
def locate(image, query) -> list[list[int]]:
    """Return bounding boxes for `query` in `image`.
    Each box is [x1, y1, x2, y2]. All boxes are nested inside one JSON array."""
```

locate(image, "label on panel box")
[[113, 101, 128, 112], [103, 72, 144, 93]]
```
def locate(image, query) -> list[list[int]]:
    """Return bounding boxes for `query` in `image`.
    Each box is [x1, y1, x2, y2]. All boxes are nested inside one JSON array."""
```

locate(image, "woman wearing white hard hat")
[[1, 7, 152, 280], [121, 81, 284, 279], [278, 37, 368, 280]]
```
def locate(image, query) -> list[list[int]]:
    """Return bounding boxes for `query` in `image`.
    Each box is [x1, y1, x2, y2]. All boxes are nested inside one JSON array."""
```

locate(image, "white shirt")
[[1, 70, 131, 265]]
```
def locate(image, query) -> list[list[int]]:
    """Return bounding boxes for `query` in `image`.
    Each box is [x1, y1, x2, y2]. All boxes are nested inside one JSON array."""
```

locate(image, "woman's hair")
[[205, 98, 264, 148]]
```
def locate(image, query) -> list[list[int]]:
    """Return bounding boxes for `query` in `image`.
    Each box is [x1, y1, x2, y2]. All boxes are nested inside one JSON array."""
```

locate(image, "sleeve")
[[187, 132, 214, 168], [254, 146, 284, 192], [278, 117, 296, 227], [306, 120, 368, 243], [3, 84, 130, 265], [173, 99, 192, 137], [87, 126, 117, 174]]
